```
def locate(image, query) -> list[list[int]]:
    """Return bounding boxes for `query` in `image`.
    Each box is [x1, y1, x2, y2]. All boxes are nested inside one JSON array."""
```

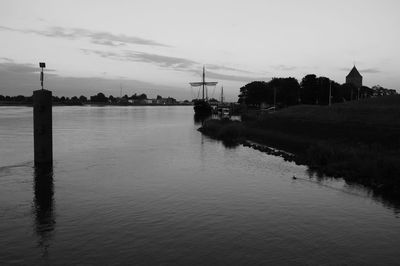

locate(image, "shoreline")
[[0, 102, 193, 107], [199, 96, 400, 199]]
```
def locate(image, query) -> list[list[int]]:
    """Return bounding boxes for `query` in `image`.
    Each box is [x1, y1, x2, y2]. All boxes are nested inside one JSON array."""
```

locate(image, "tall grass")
[[199, 96, 400, 197]]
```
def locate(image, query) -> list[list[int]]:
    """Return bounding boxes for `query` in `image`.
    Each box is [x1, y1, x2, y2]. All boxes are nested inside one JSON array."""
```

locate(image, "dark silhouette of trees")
[[300, 75, 343, 104], [90, 92, 108, 103], [238, 78, 300, 107], [130, 93, 147, 100], [79, 95, 88, 102], [209, 98, 219, 103], [372, 85, 397, 96], [340, 83, 357, 101], [138, 93, 147, 100], [300, 74, 319, 104], [238, 81, 269, 105], [0, 95, 32, 103], [270, 77, 300, 106], [1, 91, 183, 105], [238, 74, 398, 108], [70, 96, 79, 104]]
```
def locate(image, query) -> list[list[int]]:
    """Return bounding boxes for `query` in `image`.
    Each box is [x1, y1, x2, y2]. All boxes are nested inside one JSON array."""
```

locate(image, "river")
[[0, 106, 399, 265]]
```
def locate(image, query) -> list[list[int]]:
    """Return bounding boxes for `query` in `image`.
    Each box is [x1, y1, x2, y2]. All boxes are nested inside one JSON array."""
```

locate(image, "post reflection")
[[33, 164, 55, 255]]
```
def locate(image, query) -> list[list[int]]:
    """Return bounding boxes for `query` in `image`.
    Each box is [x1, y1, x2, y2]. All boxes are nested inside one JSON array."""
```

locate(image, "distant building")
[[346, 66, 363, 88], [156, 97, 177, 104]]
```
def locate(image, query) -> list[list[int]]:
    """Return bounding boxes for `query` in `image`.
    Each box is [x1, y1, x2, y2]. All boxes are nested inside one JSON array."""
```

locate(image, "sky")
[[0, 0, 399, 101]]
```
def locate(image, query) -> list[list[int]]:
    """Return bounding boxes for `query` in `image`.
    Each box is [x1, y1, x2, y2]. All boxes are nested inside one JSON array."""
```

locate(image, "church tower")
[[346, 66, 362, 88]]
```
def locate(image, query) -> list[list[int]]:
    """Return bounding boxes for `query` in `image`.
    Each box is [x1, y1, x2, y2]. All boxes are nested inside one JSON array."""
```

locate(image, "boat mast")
[[220, 86, 224, 103], [202, 65, 205, 100], [189, 66, 218, 101]]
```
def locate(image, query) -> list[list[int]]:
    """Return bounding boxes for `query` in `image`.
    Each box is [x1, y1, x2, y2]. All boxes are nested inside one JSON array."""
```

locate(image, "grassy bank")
[[199, 96, 400, 198]]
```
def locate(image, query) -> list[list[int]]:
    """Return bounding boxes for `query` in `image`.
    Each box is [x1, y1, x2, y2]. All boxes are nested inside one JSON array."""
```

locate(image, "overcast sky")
[[1, 0, 399, 101]]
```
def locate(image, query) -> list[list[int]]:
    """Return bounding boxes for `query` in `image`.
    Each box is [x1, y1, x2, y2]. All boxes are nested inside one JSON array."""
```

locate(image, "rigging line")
[[211, 85, 216, 98], [190, 85, 195, 98]]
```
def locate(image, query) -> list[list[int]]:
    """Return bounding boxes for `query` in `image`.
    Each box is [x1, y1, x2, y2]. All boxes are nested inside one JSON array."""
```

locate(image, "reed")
[[200, 96, 400, 197]]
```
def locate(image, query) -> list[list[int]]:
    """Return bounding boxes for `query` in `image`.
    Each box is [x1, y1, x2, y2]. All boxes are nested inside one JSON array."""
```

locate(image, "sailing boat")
[[190, 66, 218, 116]]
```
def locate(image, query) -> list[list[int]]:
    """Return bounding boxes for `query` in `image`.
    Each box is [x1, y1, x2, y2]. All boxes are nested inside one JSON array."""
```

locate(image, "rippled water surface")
[[1, 106, 399, 265]]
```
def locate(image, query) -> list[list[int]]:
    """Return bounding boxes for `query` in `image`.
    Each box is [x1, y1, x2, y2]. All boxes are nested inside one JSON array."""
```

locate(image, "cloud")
[[0, 60, 252, 100], [0, 61, 188, 99], [81, 48, 266, 83], [0, 61, 56, 73], [360, 68, 380, 74], [0, 25, 169, 47], [82, 48, 266, 79], [205, 70, 268, 82], [0, 57, 13, 62], [81, 49, 197, 70], [272, 64, 297, 71], [125, 51, 197, 69], [339, 67, 380, 74], [206, 64, 254, 74]]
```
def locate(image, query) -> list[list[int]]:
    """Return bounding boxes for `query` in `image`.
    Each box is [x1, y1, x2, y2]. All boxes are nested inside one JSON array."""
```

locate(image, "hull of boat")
[[193, 100, 212, 115]]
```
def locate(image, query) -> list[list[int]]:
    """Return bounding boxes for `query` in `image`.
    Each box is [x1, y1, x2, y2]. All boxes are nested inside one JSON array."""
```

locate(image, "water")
[[1, 106, 399, 265]]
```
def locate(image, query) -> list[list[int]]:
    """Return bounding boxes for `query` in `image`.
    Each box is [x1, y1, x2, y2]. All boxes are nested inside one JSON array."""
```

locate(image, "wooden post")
[[33, 89, 52, 166]]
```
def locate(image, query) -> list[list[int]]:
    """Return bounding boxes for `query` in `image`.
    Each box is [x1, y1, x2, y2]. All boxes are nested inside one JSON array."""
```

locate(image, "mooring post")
[[33, 62, 53, 166]]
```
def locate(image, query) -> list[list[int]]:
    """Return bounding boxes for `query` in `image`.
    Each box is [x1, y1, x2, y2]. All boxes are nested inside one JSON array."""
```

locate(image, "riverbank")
[[0, 102, 193, 107], [199, 95, 400, 198]]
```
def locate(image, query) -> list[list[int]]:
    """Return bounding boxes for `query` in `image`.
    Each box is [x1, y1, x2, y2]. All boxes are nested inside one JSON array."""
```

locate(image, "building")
[[346, 66, 363, 88]]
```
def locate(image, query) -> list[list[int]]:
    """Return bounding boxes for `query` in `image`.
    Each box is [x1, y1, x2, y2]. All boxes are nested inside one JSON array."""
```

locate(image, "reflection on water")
[[306, 168, 400, 214], [33, 164, 55, 256], [194, 114, 240, 148], [193, 113, 210, 125], [1, 106, 400, 265]]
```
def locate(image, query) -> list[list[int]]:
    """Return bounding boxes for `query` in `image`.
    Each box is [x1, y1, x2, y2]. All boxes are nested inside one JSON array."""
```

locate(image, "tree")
[[315, 77, 331, 105], [15, 95, 25, 102], [90, 92, 108, 103], [360, 86, 374, 99], [301, 75, 345, 105], [138, 93, 147, 100], [269, 77, 300, 106], [238, 81, 269, 105], [238, 78, 300, 107], [340, 83, 357, 101], [209, 98, 219, 103], [79, 95, 87, 102], [300, 74, 319, 104], [372, 85, 397, 96]]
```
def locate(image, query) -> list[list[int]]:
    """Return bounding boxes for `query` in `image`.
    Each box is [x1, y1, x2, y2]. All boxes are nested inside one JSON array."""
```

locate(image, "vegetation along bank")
[[200, 95, 400, 198]]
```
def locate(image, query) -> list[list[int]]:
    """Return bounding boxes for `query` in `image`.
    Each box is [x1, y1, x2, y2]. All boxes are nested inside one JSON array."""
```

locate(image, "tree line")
[[0, 92, 182, 105], [238, 74, 397, 107]]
